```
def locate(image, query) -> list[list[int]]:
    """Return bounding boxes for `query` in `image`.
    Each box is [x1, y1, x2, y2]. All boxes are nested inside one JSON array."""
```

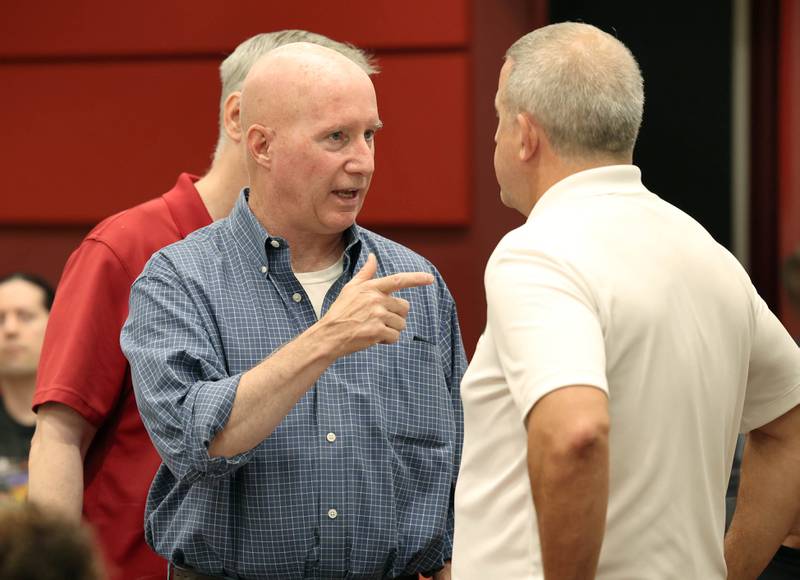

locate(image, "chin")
[[322, 215, 358, 235], [0, 365, 36, 378], [499, 189, 516, 210]]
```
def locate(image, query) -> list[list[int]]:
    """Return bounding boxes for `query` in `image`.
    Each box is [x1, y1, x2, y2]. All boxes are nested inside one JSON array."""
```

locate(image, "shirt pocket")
[[373, 337, 452, 444]]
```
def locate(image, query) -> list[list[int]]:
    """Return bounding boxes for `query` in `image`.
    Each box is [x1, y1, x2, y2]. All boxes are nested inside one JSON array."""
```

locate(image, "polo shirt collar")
[[529, 164, 647, 222], [162, 173, 213, 238], [229, 188, 362, 275]]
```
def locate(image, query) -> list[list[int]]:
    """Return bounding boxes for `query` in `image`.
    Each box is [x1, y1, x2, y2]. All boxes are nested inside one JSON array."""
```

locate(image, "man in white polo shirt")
[[452, 21, 800, 580]]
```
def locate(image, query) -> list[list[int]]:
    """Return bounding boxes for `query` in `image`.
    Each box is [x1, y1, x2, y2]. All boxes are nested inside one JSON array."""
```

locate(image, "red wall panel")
[[0, 54, 469, 225], [0, 0, 469, 57], [2, 60, 220, 222], [366, 53, 470, 225]]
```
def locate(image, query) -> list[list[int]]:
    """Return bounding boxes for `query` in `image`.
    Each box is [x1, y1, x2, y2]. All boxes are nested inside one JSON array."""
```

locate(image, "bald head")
[[240, 42, 375, 136], [211, 31, 375, 160]]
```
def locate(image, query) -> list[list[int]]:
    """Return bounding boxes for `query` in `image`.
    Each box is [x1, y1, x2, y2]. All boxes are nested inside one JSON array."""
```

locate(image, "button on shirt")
[[121, 190, 466, 579]]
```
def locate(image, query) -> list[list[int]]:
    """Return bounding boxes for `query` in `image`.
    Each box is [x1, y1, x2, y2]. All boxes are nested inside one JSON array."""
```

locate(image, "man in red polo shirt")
[[27, 32, 375, 580]]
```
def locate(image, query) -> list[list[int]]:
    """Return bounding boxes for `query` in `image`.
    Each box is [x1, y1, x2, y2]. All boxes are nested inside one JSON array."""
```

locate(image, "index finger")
[[370, 271, 434, 294]]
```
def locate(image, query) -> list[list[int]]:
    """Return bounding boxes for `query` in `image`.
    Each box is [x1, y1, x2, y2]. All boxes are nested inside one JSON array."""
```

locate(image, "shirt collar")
[[161, 173, 213, 237], [228, 188, 363, 274], [529, 164, 647, 222], [341, 224, 363, 275]]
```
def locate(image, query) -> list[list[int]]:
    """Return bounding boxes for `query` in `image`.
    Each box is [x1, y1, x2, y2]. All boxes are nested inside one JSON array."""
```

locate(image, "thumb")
[[351, 252, 378, 283]]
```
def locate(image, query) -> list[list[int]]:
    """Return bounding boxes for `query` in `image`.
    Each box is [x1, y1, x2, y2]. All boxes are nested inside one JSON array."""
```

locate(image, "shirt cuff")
[[187, 373, 255, 478]]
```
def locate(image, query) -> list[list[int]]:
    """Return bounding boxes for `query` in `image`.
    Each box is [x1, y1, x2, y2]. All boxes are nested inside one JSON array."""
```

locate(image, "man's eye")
[[329, 131, 344, 142], [17, 311, 35, 323], [364, 130, 375, 142]]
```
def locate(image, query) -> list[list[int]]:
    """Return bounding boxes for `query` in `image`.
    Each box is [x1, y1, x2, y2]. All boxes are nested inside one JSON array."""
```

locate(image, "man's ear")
[[223, 92, 243, 143], [246, 124, 275, 169], [516, 112, 538, 162]]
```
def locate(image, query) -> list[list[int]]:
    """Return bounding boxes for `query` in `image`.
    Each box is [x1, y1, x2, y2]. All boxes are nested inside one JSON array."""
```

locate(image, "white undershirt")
[[294, 254, 345, 319]]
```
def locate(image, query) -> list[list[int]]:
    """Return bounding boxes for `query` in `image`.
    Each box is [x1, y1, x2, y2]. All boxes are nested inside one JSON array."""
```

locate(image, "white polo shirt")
[[452, 165, 800, 580]]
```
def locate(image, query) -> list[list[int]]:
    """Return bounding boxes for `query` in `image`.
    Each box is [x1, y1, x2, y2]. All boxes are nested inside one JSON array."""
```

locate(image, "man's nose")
[[345, 138, 375, 175], [1, 315, 19, 335]]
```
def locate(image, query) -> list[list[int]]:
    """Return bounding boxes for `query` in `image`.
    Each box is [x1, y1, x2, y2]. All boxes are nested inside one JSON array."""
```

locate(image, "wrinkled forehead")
[[278, 72, 380, 134], [245, 49, 378, 128], [310, 73, 378, 114]]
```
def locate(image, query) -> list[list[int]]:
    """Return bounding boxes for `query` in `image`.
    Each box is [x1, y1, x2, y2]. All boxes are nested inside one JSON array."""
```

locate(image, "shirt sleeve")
[[741, 290, 800, 432], [486, 234, 608, 420], [121, 256, 254, 482], [435, 275, 467, 560], [33, 239, 133, 425]]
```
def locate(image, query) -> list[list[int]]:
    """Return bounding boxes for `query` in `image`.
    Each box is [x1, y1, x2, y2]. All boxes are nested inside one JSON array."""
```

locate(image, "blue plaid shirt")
[[121, 191, 465, 580]]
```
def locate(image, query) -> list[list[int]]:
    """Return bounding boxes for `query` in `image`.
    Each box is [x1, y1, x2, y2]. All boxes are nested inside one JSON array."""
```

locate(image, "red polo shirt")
[[33, 174, 212, 580]]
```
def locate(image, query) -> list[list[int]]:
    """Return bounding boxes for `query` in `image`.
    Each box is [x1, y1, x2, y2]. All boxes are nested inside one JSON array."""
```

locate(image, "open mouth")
[[333, 188, 359, 199]]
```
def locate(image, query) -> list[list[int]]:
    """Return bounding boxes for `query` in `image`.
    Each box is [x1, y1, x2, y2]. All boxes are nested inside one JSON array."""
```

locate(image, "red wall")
[[1, 1, 471, 226], [778, 0, 800, 335], [0, 1, 546, 356]]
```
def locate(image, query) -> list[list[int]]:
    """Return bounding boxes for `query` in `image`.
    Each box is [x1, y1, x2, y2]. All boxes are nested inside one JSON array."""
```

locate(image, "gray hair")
[[214, 30, 378, 158], [504, 22, 644, 159]]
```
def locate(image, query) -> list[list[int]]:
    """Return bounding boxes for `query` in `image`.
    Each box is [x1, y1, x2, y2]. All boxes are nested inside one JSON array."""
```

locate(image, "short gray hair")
[[504, 22, 644, 159], [214, 30, 378, 157]]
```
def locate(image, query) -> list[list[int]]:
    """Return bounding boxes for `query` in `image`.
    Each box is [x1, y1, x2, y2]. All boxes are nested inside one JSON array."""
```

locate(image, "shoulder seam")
[[82, 238, 137, 283]]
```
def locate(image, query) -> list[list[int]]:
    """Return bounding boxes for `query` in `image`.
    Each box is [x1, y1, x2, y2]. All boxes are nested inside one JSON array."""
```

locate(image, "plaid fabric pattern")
[[122, 191, 465, 580]]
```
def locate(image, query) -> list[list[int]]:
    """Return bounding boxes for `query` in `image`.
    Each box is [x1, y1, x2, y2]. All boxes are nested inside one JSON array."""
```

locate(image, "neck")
[[195, 145, 249, 221], [525, 152, 632, 215], [253, 205, 347, 272], [247, 178, 349, 273], [0, 375, 36, 427], [286, 231, 347, 273]]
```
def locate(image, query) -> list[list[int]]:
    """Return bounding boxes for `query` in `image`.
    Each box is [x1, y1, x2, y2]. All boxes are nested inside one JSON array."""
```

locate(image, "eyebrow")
[[320, 120, 384, 135]]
